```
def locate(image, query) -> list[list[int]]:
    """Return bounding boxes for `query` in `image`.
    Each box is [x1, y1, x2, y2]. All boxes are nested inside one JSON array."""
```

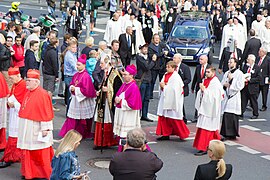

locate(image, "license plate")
[[182, 56, 193, 60]]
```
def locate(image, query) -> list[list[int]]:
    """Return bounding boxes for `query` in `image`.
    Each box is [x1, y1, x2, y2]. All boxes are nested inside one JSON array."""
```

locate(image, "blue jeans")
[[140, 82, 151, 118]]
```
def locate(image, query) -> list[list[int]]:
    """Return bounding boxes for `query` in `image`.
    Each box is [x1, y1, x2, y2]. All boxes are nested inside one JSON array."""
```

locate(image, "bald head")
[[199, 55, 208, 65]]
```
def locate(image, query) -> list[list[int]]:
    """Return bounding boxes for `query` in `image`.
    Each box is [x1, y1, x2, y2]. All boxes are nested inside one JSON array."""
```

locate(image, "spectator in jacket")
[[24, 40, 39, 74], [0, 36, 14, 89], [42, 37, 60, 111], [136, 44, 156, 122], [81, 37, 94, 59], [40, 30, 57, 63], [148, 34, 168, 98], [12, 35, 25, 78], [109, 128, 163, 180]]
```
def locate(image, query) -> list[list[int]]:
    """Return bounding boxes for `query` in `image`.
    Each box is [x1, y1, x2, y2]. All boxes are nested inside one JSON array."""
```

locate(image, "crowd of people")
[[1, 0, 270, 179]]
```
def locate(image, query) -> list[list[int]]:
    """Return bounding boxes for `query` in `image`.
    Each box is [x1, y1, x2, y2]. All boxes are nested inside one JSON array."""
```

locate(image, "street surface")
[[0, 1, 270, 179]]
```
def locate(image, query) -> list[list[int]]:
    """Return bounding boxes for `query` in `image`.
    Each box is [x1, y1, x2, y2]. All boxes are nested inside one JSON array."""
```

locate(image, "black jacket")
[[148, 42, 168, 73], [136, 54, 155, 83], [242, 64, 262, 94], [92, 61, 104, 90], [109, 149, 163, 180], [256, 55, 270, 85], [241, 37, 261, 64], [0, 43, 11, 71], [178, 63, 191, 97], [24, 49, 39, 74], [191, 64, 211, 92], [118, 33, 134, 59], [43, 44, 59, 77], [219, 47, 242, 73], [66, 15, 82, 31], [81, 46, 92, 59], [194, 160, 232, 180]]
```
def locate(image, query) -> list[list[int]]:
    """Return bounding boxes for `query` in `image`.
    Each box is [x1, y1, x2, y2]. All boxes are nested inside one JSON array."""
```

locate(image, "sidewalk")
[[2, 0, 110, 15]]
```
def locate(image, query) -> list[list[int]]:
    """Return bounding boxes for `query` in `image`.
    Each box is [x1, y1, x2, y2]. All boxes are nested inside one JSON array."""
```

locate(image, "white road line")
[[240, 125, 261, 131], [185, 137, 195, 140], [93, 27, 105, 33], [147, 141, 157, 145], [239, 119, 243, 122], [52, 96, 64, 100], [237, 146, 261, 154], [247, 119, 267, 122], [261, 155, 270, 161], [261, 131, 270, 136], [224, 141, 240, 146], [213, 56, 219, 58], [148, 113, 158, 121]]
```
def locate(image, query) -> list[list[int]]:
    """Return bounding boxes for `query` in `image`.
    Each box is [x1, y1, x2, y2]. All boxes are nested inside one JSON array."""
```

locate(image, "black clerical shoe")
[[141, 117, 154, 122], [194, 150, 207, 156], [58, 94, 65, 98], [156, 136, 170, 141], [260, 107, 267, 111], [21, 176, 25, 180], [0, 161, 11, 168], [0, 148, 4, 152], [251, 115, 258, 119]]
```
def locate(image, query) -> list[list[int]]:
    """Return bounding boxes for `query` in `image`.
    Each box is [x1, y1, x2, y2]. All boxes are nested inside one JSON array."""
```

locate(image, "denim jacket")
[[51, 151, 81, 180]]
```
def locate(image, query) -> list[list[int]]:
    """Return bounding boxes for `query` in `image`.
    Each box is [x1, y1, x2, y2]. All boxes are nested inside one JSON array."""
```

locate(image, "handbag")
[[135, 72, 145, 87]]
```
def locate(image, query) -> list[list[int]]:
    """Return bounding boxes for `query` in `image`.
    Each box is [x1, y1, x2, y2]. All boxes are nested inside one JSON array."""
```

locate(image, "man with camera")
[[109, 128, 163, 180]]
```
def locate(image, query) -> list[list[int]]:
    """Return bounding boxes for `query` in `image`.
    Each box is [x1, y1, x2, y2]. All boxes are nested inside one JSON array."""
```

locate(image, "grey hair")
[[127, 128, 146, 148], [99, 41, 107, 47], [174, 53, 182, 60], [248, 54, 256, 61]]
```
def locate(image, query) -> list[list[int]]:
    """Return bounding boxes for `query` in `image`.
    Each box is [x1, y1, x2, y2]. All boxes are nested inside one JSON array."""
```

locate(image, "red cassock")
[[94, 123, 118, 147], [0, 72, 9, 150], [1, 79, 27, 163], [156, 72, 190, 140], [193, 128, 221, 151], [19, 86, 54, 179]]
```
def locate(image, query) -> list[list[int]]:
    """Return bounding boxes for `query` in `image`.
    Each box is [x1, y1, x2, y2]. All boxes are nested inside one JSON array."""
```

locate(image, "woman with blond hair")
[[194, 140, 232, 180], [51, 130, 87, 180], [81, 37, 94, 59]]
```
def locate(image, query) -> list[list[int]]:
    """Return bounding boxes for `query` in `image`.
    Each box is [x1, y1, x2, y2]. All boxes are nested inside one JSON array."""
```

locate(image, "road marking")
[[240, 125, 261, 131], [224, 141, 240, 146], [148, 113, 158, 121], [237, 146, 261, 154], [213, 56, 219, 58], [261, 155, 270, 161], [147, 141, 157, 145], [261, 131, 270, 136], [52, 96, 64, 100], [93, 27, 106, 33], [239, 119, 243, 122], [247, 119, 267, 122], [185, 137, 195, 140]]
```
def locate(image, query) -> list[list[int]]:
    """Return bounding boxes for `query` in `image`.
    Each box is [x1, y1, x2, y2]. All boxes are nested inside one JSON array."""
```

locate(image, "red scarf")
[[203, 75, 216, 88], [164, 72, 173, 84]]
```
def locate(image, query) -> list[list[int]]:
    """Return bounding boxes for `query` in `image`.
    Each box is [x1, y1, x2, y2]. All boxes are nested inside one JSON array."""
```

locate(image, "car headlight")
[[198, 47, 210, 54]]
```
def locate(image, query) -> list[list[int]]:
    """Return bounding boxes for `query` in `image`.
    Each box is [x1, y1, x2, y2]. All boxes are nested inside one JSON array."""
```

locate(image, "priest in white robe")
[[193, 66, 224, 156], [104, 13, 122, 46], [219, 18, 235, 59], [156, 61, 190, 140], [0, 72, 9, 152], [251, 14, 265, 39], [260, 19, 270, 53], [220, 58, 245, 140], [0, 67, 27, 168]]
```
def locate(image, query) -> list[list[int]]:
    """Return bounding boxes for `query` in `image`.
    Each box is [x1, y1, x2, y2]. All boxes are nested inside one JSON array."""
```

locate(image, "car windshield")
[[171, 26, 208, 39]]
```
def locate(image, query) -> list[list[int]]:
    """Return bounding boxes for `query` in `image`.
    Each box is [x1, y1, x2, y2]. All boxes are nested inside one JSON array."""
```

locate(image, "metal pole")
[[86, 0, 91, 38]]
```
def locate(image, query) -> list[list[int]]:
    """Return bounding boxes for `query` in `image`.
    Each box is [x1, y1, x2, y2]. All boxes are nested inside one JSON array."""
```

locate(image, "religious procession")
[[0, 0, 270, 179]]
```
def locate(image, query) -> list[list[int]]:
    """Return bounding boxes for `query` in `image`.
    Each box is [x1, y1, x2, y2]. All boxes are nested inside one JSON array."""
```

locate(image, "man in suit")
[[218, 39, 242, 74], [213, 9, 224, 42], [173, 53, 191, 124], [256, 47, 270, 111], [241, 29, 262, 66], [71, 1, 82, 17], [241, 54, 262, 119], [119, 26, 134, 67], [148, 34, 168, 99], [109, 128, 163, 180], [66, 10, 82, 39], [136, 44, 156, 122], [191, 55, 210, 122]]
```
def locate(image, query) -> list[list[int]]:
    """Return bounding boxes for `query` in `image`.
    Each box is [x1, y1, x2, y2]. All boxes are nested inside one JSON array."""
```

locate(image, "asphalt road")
[[0, 3, 270, 180]]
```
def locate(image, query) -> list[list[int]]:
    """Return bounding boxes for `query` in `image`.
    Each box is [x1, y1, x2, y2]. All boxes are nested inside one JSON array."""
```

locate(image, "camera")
[[119, 139, 127, 146]]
